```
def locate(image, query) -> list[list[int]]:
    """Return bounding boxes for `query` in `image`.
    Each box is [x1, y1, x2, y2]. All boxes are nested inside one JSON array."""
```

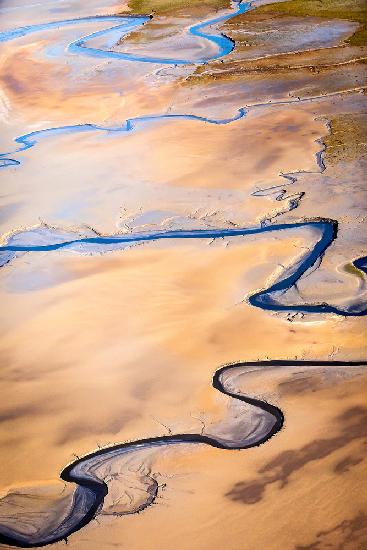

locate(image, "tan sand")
[[0, 0, 366, 547]]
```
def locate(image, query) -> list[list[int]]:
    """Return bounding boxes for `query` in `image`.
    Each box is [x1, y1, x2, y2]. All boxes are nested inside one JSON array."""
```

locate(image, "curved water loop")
[[0, 2, 251, 64]]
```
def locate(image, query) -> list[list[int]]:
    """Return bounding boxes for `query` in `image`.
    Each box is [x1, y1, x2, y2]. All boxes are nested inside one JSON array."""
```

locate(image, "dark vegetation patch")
[[126, 0, 229, 16], [186, 0, 367, 83], [255, 0, 367, 47], [324, 112, 367, 164]]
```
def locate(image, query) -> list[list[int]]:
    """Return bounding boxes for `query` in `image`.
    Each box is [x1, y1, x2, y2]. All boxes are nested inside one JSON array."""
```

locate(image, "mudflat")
[[0, 0, 366, 548]]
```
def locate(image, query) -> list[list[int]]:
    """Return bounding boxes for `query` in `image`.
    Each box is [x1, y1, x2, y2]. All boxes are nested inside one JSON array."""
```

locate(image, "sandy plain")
[[0, 0, 366, 548]]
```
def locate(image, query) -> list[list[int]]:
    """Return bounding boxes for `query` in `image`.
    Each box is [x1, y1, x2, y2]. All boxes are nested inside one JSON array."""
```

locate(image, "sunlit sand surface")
[[0, 240, 366, 545], [0, 0, 366, 547]]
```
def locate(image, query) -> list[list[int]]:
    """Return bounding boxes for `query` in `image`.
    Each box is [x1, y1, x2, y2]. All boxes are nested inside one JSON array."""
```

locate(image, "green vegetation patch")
[[255, 0, 367, 46], [343, 262, 366, 282], [127, 0, 228, 15], [324, 112, 367, 164]]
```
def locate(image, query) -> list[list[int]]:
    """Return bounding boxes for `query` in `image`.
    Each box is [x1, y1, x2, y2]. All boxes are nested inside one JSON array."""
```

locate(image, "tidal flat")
[[0, 0, 366, 548]]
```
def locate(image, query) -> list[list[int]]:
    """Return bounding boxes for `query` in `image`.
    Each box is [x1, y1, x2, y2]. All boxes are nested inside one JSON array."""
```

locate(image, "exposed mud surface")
[[0, 0, 366, 548]]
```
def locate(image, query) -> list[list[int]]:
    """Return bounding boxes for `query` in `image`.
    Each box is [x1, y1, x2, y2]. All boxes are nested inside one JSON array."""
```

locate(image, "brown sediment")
[[324, 112, 367, 163], [254, 0, 367, 46], [187, 48, 367, 80], [125, 0, 229, 16], [0, 0, 366, 547], [185, 0, 366, 85]]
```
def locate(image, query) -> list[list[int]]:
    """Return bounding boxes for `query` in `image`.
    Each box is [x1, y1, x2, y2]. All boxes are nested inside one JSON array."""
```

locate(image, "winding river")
[[1, 360, 366, 548], [1, 0, 366, 547], [0, 359, 284, 547], [0, 1, 250, 167], [1, 219, 367, 315], [0, 1, 250, 64]]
